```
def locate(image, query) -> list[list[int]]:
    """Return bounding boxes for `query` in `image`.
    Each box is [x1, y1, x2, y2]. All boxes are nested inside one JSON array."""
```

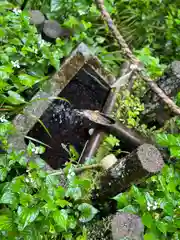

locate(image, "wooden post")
[[93, 144, 164, 203], [79, 62, 132, 163], [141, 61, 180, 126]]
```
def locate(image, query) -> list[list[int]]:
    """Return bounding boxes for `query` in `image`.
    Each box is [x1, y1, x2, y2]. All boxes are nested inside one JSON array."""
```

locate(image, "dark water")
[[26, 64, 110, 169]]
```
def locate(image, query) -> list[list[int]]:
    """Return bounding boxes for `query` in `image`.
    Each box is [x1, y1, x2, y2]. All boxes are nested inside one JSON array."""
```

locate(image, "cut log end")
[[42, 20, 72, 41], [137, 143, 164, 173], [29, 10, 45, 26], [111, 213, 144, 240]]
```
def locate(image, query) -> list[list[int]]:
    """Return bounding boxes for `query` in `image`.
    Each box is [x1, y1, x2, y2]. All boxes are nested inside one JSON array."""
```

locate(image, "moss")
[[86, 216, 113, 240]]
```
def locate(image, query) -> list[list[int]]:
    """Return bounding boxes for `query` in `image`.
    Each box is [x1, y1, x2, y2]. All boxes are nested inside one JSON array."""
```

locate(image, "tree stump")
[[86, 212, 144, 240], [93, 144, 164, 203], [141, 61, 180, 126], [29, 10, 45, 32]]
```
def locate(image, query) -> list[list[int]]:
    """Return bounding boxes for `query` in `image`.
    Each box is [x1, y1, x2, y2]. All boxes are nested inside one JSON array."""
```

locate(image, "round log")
[[93, 144, 164, 203], [86, 212, 144, 240], [42, 20, 72, 42], [141, 61, 180, 126], [29, 10, 45, 32], [111, 213, 144, 240]]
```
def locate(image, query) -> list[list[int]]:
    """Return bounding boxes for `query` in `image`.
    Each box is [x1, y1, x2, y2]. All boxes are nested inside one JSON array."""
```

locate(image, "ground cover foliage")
[[0, 0, 180, 239]]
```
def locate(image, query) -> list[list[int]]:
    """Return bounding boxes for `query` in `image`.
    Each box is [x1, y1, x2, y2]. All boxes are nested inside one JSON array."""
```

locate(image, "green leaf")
[[144, 232, 157, 240], [96, 36, 105, 44], [0, 155, 8, 167], [0, 122, 14, 136], [50, 0, 61, 12], [119, 205, 137, 214], [113, 193, 129, 208], [0, 1, 14, 11], [73, 178, 91, 191], [105, 135, 120, 147], [18, 74, 40, 87], [156, 134, 180, 148], [0, 65, 12, 79], [164, 202, 174, 216], [145, 193, 155, 207], [131, 185, 146, 208], [142, 212, 154, 228], [55, 186, 65, 199], [20, 193, 33, 207], [156, 221, 168, 234], [167, 179, 177, 192], [0, 65, 13, 74], [78, 203, 98, 223], [56, 199, 72, 208], [11, 176, 26, 193], [0, 79, 9, 90], [21, 225, 42, 240], [64, 233, 73, 240], [0, 53, 9, 63], [66, 187, 82, 200], [27, 141, 36, 156], [0, 191, 17, 205], [43, 200, 57, 211], [0, 167, 7, 181], [11, 38, 22, 46], [69, 145, 79, 161], [6, 91, 25, 105], [0, 212, 13, 231], [173, 136, 180, 146], [49, 51, 61, 70], [156, 133, 170, 146], [67, 215, 77, 229], [175, 219, 180, 228], [0, 28, 5, 38], [53, 209, 68, 231], [46, 174, 59, 187], [17, 206, 39, 230], [170, 146, 180, 158]]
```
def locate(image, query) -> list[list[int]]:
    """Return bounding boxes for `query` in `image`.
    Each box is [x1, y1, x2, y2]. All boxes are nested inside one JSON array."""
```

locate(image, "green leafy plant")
[[95, 134, 120, 163], [114, 164, 180, 240], [114, 90, 145, 128], [0, 3, 75, 110], [114, 0, 180, 63], [0, 121, 98, 239], [156, 133, 180, 159], [135, 47, 167, 78], [2, 0, 180, 239], [113, 131, 180, 240]]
